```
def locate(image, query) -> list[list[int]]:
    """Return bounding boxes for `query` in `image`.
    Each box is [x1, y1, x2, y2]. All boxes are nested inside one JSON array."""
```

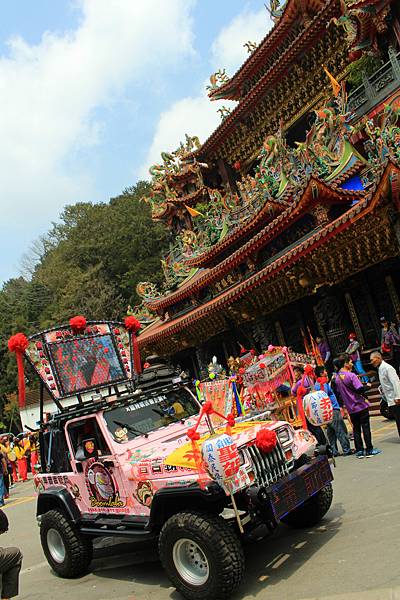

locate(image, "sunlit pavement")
[[3, 418, 400, 600]]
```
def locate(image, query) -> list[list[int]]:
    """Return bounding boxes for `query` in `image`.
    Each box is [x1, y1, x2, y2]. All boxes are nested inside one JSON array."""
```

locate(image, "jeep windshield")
[[103, 388, 199, 442]]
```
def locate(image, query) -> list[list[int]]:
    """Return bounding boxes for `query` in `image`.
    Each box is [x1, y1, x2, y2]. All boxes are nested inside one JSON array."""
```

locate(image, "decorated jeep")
[[9, 319, 334, 600]]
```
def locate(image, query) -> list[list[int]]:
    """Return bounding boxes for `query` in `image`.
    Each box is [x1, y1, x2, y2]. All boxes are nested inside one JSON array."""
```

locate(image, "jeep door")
[[65, 415, 130, 514]]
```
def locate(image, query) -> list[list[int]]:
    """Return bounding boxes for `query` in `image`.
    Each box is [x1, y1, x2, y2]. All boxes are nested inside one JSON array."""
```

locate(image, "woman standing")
[[14, 440, 27, 482], [29, 436, 38, 475], [0, 453, 7, 506], [5, 441, 17, 486]]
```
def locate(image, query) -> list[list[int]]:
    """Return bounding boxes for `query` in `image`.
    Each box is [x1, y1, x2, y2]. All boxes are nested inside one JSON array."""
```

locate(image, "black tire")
[[282, 483, 333, 528], [159, 511, 245, 600], [40, 509, 92, 578]]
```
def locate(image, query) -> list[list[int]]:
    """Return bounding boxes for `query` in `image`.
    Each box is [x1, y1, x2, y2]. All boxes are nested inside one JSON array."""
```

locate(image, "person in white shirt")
[[370, 351, 400, 438]]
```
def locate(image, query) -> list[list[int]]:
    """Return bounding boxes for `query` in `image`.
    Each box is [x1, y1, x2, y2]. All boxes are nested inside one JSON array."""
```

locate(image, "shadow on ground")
[[89, 502, 345, 599]]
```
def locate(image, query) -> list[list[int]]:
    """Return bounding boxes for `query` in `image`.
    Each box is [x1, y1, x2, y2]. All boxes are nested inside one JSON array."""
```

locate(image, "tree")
[[0, 180, 168, 404]]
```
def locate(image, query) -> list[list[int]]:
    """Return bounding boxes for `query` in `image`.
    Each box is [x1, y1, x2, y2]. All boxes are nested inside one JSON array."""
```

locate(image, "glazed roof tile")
[[145, 177, 365, 311], [193, 0, 341, 161], [139, 161, 398, 346], [184, 173, 360, 269], [208, 0, 330, 101]]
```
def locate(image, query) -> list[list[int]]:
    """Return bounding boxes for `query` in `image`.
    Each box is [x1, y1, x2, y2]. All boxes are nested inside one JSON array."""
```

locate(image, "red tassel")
[[8, 333, 29, 409], [124, 316, 142, 374], [132, 333, 142, 374]]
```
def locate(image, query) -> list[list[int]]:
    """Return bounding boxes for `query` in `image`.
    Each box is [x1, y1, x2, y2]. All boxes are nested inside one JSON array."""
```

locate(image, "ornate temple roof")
[[207, 0, 333, 102], [195, 0, 343, 162], [145, 177, 364, 312], [138, 161, 400, 355]]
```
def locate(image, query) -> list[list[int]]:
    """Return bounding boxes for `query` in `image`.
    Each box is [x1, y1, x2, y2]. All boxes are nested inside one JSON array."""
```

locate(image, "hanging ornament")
[[201, 433, 240, 493], [303, 390, 333, 426], [8, 333, 29, 408], [124, 315, 142, 374]]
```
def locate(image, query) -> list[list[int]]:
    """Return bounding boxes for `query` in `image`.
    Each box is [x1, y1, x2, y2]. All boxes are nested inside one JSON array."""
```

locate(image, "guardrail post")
[[388, 46, 400, 80]]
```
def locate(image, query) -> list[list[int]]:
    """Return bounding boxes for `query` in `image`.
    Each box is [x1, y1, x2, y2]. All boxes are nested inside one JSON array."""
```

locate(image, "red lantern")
[[349, 49, 362, 62]]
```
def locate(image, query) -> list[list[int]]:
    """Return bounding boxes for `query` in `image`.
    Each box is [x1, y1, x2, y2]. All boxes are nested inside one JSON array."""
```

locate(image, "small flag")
[[185, 204, 204, 217], [322, 64, 341, 97], [301, 328, 311, 355]]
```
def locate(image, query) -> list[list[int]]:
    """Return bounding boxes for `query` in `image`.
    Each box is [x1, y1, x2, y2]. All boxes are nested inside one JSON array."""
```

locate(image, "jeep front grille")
[[247, 441, 290, 487]]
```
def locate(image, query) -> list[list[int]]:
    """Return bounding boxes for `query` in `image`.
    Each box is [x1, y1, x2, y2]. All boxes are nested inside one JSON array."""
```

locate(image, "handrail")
[[348, 48, 400, 116]]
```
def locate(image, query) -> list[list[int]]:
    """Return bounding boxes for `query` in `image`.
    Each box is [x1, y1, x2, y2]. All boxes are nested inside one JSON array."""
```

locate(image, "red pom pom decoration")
[[8, 333, 28, 353], [69, 315, 87, 333], [124, 316, 141, 333], [143, 362, 150, 369], [233, 160, 241, 171], [255, 428, 277, 453], [259, 362, 266, 369], [238, 367, 246, 375], [304, 364, 314, 377], [8, 333, 29, 408]]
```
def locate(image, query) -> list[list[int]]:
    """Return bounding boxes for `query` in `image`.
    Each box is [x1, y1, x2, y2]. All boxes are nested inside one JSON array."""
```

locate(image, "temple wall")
[[172, 257, 400, 376]]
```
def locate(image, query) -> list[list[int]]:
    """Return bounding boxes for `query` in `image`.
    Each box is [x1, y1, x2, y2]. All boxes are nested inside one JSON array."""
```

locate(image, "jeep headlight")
[[277, 426, 292, 445]]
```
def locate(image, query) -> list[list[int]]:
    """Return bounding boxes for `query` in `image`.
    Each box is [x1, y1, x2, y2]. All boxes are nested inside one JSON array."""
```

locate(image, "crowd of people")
[[0, 435, 38, 506], [292, 321, 400, 458]]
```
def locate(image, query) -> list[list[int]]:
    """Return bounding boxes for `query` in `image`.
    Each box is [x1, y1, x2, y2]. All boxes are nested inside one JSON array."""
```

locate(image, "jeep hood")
[[113, 419, 285, 474]]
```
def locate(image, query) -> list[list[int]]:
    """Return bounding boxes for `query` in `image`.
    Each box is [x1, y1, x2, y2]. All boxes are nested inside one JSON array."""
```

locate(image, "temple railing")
[[348, 47, 400, 117]]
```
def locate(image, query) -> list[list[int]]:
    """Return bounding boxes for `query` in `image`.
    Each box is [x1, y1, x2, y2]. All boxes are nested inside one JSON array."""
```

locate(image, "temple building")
[[136, 0, 400, 376]]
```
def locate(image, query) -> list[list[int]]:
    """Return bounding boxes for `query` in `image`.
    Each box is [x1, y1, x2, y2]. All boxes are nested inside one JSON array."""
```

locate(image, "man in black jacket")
[[0, 509, 22, 599]]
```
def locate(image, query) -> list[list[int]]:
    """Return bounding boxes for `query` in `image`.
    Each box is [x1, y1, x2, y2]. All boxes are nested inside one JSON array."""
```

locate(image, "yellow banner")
[[164, 420, 273, 469]]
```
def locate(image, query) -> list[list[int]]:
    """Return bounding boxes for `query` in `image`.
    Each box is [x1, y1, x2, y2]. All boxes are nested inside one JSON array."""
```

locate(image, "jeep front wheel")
[[159, 511, 245, 600], [40, 509, 93, 577], [282, 483, 333, 528]]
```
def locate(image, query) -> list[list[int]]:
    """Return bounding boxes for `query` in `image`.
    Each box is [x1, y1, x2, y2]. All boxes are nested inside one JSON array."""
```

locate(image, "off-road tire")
[[159, 511, 245, 600], [282, 483, 333, 528], [40, 509, 93, 578]]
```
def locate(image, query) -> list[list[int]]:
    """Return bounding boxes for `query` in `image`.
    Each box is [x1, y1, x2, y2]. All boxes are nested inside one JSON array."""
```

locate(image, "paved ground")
[[3, 418, 400, 600]]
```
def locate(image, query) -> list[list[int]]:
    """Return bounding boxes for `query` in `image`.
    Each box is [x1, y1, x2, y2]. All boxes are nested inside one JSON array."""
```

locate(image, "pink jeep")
[[20, 321, 333, 600]]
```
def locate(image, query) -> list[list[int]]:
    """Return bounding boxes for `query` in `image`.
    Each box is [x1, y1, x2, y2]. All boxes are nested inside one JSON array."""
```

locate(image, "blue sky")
[[0, 0, 271, 284]]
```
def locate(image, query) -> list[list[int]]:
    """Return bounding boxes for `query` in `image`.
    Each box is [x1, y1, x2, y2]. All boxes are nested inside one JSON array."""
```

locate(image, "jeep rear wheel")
[[282, 483, 333, 528], [40, 509, 92, 577], [159, 511, 245, 600]]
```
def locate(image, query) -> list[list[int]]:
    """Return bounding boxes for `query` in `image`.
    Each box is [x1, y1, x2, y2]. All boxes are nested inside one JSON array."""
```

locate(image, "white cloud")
[[138, 92, 221, 179], [140, 6, 272, 176], [211, 7, 271, 75], [0, 0, 195, 235]]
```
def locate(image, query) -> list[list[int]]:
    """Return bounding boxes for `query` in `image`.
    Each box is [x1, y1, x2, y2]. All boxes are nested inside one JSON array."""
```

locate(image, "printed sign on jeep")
[[11, 320, 334, 600]]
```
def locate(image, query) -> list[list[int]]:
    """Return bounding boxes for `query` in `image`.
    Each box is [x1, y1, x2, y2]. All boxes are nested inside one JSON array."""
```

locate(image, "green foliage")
[[347, 53, 383, 89], [0, 181, 168, 405]]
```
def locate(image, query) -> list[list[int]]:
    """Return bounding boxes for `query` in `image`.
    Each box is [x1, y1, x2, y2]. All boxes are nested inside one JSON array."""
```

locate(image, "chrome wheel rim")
[[47, 528, 66, 563], [172, 538, 209, 586]]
